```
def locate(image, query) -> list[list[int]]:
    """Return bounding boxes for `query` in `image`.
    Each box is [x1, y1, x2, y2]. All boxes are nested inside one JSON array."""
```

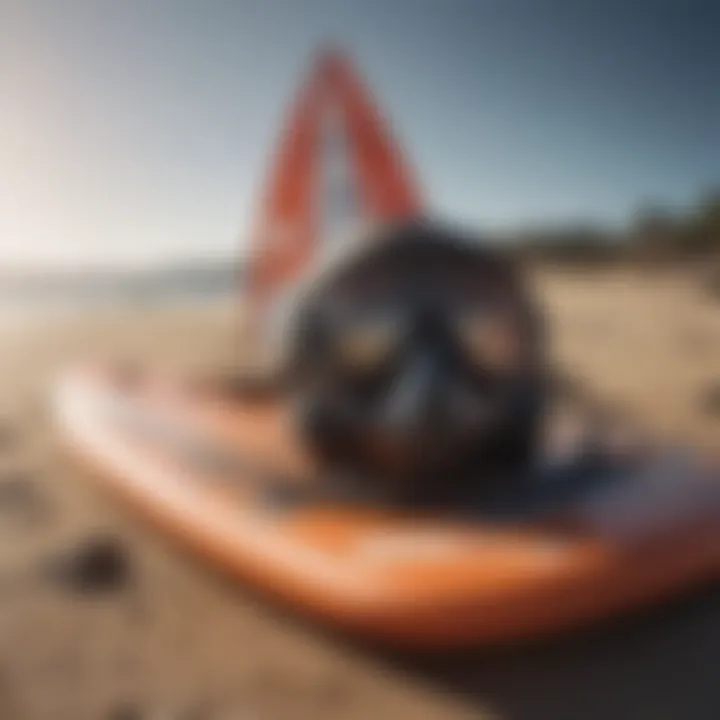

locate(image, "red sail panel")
[[243, 47, 425, 337], [321, 50, 424, 222], [246, 68, 322, 311]]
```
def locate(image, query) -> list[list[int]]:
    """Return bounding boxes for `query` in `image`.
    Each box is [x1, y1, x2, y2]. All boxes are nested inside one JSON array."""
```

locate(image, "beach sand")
[[0, 269, 718, 719]]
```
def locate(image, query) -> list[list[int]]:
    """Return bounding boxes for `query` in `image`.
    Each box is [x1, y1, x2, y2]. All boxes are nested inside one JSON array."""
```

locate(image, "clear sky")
[[1, 0, 718, 269]]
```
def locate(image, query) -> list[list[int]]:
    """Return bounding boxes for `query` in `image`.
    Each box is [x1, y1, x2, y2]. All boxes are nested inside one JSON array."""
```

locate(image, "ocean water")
[[0, 277, 237, 332]]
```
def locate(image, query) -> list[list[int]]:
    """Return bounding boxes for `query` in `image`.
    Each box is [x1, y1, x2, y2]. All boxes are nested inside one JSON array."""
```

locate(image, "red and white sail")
[[243, 47, 425, 341]]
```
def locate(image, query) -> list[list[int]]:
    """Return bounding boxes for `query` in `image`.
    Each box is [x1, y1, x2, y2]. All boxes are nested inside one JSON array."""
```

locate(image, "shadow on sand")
[[190, 539, 720, 720], [381, 581, 720, 720]]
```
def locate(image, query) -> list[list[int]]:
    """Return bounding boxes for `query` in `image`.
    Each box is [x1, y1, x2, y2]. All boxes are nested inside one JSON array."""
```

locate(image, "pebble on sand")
[[42, 535, 133, 595], [0, 471, 52, 528], [700, 382, 720, 417]]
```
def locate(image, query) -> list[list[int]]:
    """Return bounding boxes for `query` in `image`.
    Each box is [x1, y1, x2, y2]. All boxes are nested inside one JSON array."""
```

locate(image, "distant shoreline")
[[0, 259, 242, 307]]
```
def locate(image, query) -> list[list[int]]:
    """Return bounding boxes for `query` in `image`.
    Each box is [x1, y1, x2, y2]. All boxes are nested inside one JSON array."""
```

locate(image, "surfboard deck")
[[53, 362, 720, 650]]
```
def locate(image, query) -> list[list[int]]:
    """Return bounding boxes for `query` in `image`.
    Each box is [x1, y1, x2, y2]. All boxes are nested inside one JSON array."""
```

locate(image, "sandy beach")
[[0, 268, 718, 720]]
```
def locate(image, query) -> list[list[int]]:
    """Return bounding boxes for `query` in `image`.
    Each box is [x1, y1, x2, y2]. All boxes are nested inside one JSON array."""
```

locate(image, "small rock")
[[0, 472, 51, 528], [108, 703, 142, 720], [701, 383, 720, 417], [551, 370, 584, 401], [43, 535, 133, 595], [0, 472, 35, 503]]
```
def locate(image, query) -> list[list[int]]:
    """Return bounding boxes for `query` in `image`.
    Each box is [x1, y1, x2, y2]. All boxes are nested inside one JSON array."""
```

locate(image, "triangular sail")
[[244, 47, 424, 335]]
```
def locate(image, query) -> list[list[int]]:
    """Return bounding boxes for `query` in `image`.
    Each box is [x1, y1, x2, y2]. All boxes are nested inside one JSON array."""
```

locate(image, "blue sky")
[[0, 0, 718, 268]]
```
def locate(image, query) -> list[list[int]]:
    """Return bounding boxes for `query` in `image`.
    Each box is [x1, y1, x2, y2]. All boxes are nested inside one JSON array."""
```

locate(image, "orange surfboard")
[[55, 363, 720, 649]]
